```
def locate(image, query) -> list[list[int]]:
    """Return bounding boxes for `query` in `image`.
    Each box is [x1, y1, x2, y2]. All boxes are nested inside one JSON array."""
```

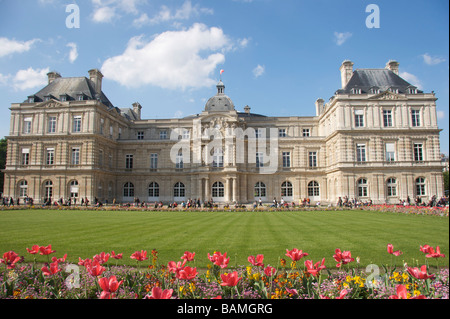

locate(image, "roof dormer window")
[[388, 87, 399, 94], [407, 87, 417, 94], [351, 88, 361, 94], [370, 87, 380, 94]]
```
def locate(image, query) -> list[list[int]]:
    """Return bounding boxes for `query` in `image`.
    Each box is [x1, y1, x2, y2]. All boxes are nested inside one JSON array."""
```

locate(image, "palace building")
[[2, 60, 445, 205]]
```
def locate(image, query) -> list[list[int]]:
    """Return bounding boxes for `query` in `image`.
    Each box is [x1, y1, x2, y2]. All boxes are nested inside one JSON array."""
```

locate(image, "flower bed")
[[1, 244, 448, 299]]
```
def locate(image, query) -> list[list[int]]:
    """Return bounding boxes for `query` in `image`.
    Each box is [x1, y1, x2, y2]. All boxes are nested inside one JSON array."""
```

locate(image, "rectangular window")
[[302, 129, 310, 137], [278, 129, 286, 137], [48, 116, 57, 133], [99, 150, 104, 167], [256, 152, 264, 168], [160, 130, 167, 140], [73, 116, 82, 133], [383, 110, 392, 127], [150, 153, 158, 170], [23, 118, 32, 134], [385, 143, 396, 162], [137, 131, 144, 140], [309, 151, 317, 167], [411, 109, 421, 127], [71, 147, 80, 165], [100, 118, 104, 134], [182, 129, 190, 140], [255, 128, 263, 139], [355, 110, 364, 127], [176, 152, 183, 169], [356, 144, 366, 162], [413, 143, 423, 161], [282, 152, 291, 168], [21, 148, 30, 166], [125, 154, 133, 169], [46, 148, 54, 165]]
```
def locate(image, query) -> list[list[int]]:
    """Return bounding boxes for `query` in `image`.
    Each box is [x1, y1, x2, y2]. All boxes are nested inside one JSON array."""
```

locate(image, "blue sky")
[[0, 0, 448, 154]]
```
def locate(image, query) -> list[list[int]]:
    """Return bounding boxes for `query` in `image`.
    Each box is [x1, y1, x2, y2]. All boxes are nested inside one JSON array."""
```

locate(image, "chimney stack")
[[339, 60, 354, 88], [385, 60, 399, 75], [132, 102, 142, 120], [47, 71, 61, 84], [88, 69, 104, 95], [315, 98, 324, 116]]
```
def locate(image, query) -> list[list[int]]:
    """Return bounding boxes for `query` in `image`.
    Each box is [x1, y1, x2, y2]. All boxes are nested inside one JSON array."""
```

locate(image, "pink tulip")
[[86, 260, 106, 277], [304, 258, 326, 277], [111, 251, 123, 260], [285, 248, 309, 262], [264, 266, 276, 277], [168, 260, 186, 275], [39, 245, 56, 256], [94, 252, 110, 264], [387, 244, 403, 256], [145, 286, 173, 299], [248, 254, 265, 268], [208, 251, 230, 269], [389, 284, 426, 299], [26, 245, 40, 255], [407, 265, 435, 280], [424, 246, 445, 259]]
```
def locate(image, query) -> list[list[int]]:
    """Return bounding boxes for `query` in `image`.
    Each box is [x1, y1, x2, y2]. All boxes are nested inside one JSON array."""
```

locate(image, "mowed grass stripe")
[[0, 210, 447, 268]]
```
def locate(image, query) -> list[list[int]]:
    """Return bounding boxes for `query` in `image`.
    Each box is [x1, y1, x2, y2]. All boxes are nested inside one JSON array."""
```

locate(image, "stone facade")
[[2, 61, 445, 205]]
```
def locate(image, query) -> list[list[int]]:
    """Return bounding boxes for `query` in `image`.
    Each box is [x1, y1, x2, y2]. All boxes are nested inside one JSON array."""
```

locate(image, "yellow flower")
[[246, 266, 252, 277], [402, 272, 409, 281], [413, 290, 421, 297], [252, 273, 261, 281], [346, 276, 352, 282]]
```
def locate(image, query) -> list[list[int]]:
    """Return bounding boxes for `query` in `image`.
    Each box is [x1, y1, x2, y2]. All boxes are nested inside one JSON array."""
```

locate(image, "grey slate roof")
[[337, 69, 422, 94], [27, 77, 114, 108]]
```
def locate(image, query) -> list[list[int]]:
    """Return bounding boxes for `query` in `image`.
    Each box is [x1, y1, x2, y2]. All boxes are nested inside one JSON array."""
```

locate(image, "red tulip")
[[94, 252, 110, 264], [389, 284, 426, 299], [130, 250, 148, 262], [39, 245, 56, 256], [333, 248, 355, 267], [220, 271, 241, 287], [304, 258, 326, 277], [98, 275, 123, 299], [86, 260, 106, 277], [208, 251, 230, 269], [26, 245, 40, 255], [425, 246, 445, 259], [78, 257, 92, 267], [248, 254, 265, 268], [387, 244, 403, 256], [407, 265, 436, 280], [145, 286, 173, 299], [177, 266, 198, 280], [181, 251, 195, 262], [285, 248, 309, 262], [111, 251, 123, 260], [41, 261, 61, 276], [264, 266, 276, 277], [52, 253, 67, 263], [168, 260, 187, 275], [320, 289, 348, 299], [420, 245, 431, 253], [0, 251, 21, 269]]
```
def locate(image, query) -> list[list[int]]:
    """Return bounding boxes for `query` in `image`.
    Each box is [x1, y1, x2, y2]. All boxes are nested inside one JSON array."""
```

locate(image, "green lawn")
[[0, 209, 448, 268]]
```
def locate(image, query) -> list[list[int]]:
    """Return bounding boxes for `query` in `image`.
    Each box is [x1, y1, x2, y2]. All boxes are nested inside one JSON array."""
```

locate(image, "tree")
[[0, 137, 7, 194], [444, 171, 449, 196]]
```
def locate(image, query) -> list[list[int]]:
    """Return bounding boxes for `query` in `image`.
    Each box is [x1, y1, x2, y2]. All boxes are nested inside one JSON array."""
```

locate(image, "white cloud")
[[92, 6, 117, 23], [11, 67, 49, 91], [253, 65, 265, 78], [67, 42, 78, 63], [101, 23, 230, 90], [334, 32, 352, 46], [399, 71, 422, 89], [133, 0, 213, 27], [437, 110, 445, 120], [422, 53, 446, 65], [0, 37, 40, 58]]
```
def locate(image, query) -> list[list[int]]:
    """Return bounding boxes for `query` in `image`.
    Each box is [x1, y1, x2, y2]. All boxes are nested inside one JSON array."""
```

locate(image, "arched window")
[[387, 178, 397, 196], [44, 180, 53, 199], [308, 181, 320, 197], [357, 178, 368, 197], [212, 182, 225, 198], [70, 180, 79, 199], [148, 182, 160, 197], [415, 177, 426, 196], [281, 181, 293, 197], [123, 182, 134, 197], [174, 182, 185, 198], [19, 180, 28, 197], [254, 182, 266, 197]]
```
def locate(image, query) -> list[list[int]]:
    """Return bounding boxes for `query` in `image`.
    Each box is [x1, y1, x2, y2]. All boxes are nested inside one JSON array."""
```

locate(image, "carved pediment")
[[368, 91, 406, 101], [36, 99, 66, 108]]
